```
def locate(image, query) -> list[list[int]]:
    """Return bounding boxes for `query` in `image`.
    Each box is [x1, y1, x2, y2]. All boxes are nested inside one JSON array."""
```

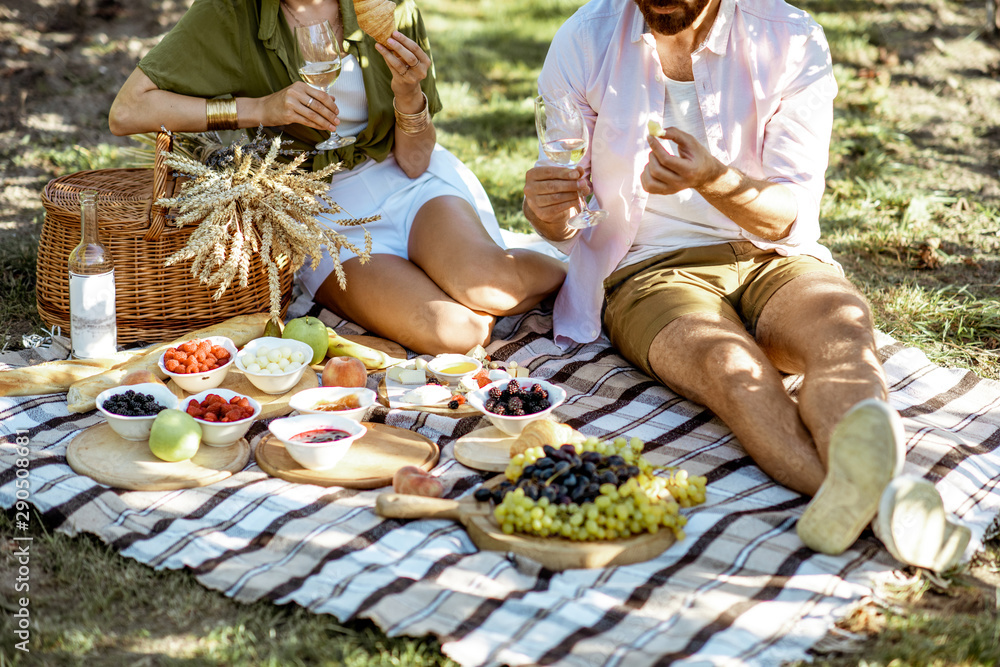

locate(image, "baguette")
[[510, 419, 583, 457], [0, 354, 137, 397], [66, 313, 270, 413]]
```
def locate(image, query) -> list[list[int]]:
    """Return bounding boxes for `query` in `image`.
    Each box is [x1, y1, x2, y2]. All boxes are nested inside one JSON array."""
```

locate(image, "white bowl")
[[466, 378, 567, 436], [96, 383, 180, 441], [427, 354, 482, 385], [236, 337, 314, 395], [288, 386, 377, 421], [268, 414, 367, 471], [181, 388, 262, 447], [158, 335, 238, 394]]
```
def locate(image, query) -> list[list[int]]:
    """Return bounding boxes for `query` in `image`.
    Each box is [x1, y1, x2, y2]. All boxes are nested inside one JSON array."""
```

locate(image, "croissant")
[[510, 420, 582, 457], [353, 0, 396, 45]]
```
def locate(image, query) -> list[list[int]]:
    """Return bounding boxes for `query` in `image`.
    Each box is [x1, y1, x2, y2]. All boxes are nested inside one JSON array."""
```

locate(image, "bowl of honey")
[[427, 354, 482, 386], [267, 414, 367, 471]]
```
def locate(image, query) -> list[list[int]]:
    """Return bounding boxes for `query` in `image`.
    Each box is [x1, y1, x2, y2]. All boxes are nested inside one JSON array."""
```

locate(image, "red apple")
[[322, 356, 367, 388]]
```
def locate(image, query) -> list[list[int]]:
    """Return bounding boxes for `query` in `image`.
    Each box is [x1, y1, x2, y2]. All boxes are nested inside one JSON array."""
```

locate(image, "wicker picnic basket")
[[36, 132, 294, 345]]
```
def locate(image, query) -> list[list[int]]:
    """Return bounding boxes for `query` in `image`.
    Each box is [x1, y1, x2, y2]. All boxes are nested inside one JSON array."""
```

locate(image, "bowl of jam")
[[267, 414, 367, 471]]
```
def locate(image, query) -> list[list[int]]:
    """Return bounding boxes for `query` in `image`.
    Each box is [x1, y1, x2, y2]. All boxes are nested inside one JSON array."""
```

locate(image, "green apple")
[[283, 316, 328, 365], [149, 409, 202, 462]]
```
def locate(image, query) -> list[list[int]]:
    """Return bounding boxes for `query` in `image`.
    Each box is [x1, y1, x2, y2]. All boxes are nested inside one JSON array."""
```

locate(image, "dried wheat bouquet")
[[156, 131, 375, 322]]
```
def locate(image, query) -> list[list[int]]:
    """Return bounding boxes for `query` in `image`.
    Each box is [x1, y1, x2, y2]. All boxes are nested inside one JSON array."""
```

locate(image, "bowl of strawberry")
[[158, 336, 238, 393], [184, 388, 262, 446]]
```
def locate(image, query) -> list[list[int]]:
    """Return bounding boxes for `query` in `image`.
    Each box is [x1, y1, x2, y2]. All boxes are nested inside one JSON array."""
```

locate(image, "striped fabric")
[[2, 300, 999, 666]]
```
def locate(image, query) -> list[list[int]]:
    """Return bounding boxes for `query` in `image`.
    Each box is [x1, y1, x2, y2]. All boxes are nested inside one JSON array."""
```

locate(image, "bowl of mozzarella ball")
[[236, 337, 314, 395]]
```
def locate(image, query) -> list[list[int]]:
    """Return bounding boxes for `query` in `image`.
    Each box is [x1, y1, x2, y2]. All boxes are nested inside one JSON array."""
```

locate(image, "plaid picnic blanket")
[[2, 297, 999, 666]]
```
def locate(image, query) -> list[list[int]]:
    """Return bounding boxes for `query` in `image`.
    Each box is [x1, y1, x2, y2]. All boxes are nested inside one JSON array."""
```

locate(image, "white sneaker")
[[872, 475, 972, 572], [797, 399, 905, 555]]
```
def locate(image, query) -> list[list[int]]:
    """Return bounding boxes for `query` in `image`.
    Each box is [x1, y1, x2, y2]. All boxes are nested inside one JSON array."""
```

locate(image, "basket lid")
[[44, 168, 154, 208]]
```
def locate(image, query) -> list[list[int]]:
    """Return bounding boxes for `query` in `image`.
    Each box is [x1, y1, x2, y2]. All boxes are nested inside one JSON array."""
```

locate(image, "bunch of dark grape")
[[102, 390, 165, 417], [474, 444, 640, 506], [482, 380, 550, 416], [471, 436, 708, 541]]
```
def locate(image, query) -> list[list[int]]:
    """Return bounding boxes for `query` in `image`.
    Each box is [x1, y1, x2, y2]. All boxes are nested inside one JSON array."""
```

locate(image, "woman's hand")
[[255, 81, 340, 132], [375, 30, 430, 112]]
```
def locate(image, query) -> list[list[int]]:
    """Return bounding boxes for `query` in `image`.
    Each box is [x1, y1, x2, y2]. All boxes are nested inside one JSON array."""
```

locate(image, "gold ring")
[[306, 97, 313, 109]]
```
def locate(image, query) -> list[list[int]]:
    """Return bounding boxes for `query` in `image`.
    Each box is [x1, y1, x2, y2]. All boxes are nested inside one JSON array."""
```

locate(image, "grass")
[[1, 0, 999, 664], [0, 507, 456, 666]]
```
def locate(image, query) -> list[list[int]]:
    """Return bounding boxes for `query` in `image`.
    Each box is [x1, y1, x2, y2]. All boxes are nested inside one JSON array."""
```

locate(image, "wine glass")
[[294, 20, 355, 150], [534, 92, 607, 228]]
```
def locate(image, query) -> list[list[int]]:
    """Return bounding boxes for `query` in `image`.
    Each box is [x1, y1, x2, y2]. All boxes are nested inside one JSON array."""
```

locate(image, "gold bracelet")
[[393, 92, 430, 135], [206, 98, 239, 131]]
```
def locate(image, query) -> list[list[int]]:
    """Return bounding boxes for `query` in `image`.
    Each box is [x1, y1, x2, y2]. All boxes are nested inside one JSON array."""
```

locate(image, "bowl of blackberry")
[[96, 383, 180, 441], [466, 378, 566, 435]]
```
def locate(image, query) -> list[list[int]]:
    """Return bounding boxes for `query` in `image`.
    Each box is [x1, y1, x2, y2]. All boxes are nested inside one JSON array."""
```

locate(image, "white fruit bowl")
[[181, 388, 262, 447], [268, 414, 366, 471], [96, 383, 180, 441], [236, 337, 314, 395], [466, 378, 567, 436], [157, 335, 238, 394], [288, 386, 377, 421]]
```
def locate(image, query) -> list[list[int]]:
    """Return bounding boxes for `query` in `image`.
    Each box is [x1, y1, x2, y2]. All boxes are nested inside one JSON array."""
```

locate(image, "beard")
[[634, 0, 710, 35]]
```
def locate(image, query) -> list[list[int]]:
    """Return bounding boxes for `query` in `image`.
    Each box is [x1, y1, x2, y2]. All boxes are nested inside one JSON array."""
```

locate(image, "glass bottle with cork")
[[67, 190, 118, 358]]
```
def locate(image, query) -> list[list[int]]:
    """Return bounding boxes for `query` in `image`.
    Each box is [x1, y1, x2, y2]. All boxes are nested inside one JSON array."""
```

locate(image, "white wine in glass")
[[534, 93, 607, 229], [295, 20, 355, 150]]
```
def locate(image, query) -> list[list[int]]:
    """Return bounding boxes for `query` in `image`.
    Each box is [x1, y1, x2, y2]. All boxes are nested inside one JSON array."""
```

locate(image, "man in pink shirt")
[[523, 0, 970, 569]]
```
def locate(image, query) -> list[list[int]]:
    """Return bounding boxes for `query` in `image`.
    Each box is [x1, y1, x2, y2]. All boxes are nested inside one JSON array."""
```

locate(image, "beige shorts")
[[602, 242, 841, 378]]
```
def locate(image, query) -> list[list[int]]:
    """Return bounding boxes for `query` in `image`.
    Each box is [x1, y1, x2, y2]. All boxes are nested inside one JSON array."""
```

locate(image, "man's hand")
[[641, 126, 725, 195], [523, 165, 589, 242], [643, 125, 798, 240]]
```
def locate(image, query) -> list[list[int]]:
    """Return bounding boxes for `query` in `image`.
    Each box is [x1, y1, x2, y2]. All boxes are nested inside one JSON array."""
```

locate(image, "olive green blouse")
[[138, 0, 442, 172]]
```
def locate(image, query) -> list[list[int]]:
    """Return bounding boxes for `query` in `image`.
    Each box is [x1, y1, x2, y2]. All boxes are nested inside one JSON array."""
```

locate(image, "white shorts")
[[297, 144, 504, 297]]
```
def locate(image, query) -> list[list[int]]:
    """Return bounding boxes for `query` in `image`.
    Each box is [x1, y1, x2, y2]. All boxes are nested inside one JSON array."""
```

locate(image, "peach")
[[321, 356, 367, 388], [392, 466, 444, 497]]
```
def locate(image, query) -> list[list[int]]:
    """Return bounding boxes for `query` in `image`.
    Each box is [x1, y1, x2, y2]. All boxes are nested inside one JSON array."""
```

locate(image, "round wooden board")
[[168, 367, 319, 420], [255, 421, 439, 488], [66, 422, 250, 491], [463, 513, 676, 570], [377, 377, 480, 416], [453, 426, 514, 472], [376, 478, 677, 571], [311, 334, 408, 375]]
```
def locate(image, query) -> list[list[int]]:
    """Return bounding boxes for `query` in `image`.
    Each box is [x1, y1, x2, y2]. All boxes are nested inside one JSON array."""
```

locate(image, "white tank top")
[[617, 77, 743, 270], [326, 54, 368, 138]]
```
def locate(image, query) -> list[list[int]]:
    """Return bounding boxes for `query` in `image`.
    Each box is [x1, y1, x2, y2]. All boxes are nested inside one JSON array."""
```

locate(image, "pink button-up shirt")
[[537, 0, 839, 347]]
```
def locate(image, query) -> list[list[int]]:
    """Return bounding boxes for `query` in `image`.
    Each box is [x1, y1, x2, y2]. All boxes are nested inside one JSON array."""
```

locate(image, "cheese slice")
[[398, 368, 427, 385]]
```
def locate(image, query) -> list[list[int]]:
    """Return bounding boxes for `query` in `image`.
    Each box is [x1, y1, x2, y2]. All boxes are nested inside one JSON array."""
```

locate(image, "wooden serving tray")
[[376, 478, 676, 571], [67, 422, 250, 491], [376, 377, 480, 416], [168, 367, 319, 420], [453, 426, 514, 472], [255, 421, 439, 488]]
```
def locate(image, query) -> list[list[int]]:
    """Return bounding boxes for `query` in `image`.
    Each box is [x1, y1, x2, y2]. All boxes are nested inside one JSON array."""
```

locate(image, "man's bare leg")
[[755, 272, 888, 463], [648, 313, 826, 496]]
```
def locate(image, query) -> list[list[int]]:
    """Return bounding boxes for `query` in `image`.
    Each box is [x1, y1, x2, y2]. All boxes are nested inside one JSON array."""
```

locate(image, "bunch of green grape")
[[476, 436, 708, 542]]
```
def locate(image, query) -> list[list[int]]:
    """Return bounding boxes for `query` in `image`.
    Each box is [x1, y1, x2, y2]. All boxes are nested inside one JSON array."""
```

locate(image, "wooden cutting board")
[[375, 478, 677, 571], [311, 334, 408, 375], [255, 421, 439, 489], [453, 426, 515, 472], [67, 422, 250, 491], [168, 367, 319, 420]]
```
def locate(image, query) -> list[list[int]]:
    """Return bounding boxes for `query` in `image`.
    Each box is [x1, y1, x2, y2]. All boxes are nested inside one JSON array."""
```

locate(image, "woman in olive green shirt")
[[110, 0, 565, 354]]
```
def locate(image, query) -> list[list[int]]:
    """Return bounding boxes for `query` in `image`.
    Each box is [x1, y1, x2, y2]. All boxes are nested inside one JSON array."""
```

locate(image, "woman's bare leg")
[[407, 196, 566, 315], [314, 254, 494, 355]]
